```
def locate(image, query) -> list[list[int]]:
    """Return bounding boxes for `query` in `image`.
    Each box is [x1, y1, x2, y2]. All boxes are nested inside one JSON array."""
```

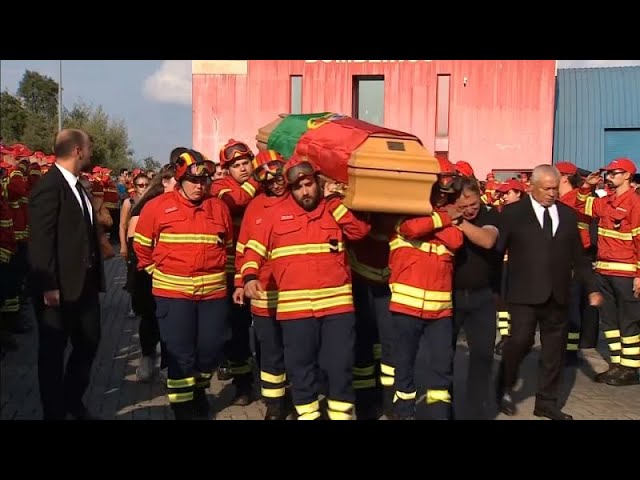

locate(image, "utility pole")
[[58, 60, 63, 132]]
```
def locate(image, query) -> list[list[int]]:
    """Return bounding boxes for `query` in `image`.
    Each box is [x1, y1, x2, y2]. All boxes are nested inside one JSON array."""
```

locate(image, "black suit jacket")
[[496, 195, 597, 306], [28, 165, 106, 303]]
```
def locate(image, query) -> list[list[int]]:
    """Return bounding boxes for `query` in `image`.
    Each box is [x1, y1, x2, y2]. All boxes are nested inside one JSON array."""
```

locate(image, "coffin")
[[255, 113, 440, 215]]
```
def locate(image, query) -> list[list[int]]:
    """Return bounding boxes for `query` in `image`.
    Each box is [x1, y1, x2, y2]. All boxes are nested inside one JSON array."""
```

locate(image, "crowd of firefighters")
[[1, 137, 639, 421]]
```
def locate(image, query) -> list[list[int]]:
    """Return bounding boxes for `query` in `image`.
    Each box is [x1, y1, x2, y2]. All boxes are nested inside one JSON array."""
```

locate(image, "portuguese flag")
[[264, 113, 420, 184]]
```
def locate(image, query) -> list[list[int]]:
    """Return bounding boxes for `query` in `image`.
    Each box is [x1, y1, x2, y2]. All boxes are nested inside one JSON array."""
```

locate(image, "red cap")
[[497, 179, 526, 193], [602, 157, 637, 175], [34, 151, 45, 159], [0, 146, 14, 156], [555, 161, 578, 175], [91, 166, 102, 174], [455, 160, 474, 178], [485, 180, 500, 191]]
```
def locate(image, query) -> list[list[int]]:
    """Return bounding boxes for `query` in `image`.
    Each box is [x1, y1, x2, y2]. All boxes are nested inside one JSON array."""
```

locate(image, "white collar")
[[55, 162, 80, 186]]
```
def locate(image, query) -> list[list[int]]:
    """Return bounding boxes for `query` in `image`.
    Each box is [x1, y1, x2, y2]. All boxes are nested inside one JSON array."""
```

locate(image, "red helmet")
[[437, 157, 458, 193], [253, 149, 285, 183], [174, 150, 215, 182], [219, 139, 254, 168], [283, 156, 320, 185]]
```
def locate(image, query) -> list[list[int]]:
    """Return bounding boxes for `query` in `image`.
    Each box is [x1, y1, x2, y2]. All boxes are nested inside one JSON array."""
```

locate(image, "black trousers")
[[452, 288, 497, 419], [498, 297, 568, 408], [253, 315, 286, 405], [34, 270, 101, 420], [223, 288, 254, 385], [567, 278, 599, 351], [352, 277, 380, 402]]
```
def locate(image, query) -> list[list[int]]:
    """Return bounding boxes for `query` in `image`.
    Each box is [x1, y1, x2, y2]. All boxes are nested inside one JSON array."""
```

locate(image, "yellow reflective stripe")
[[144, 264, 156, 275], [347, 250, 390, 282], [154, 269, 226, 286], [278, 284, 352, 302], [0, 250, 11, 263], [353, 365, 376, 377], [632, 227, 640, 237], [298, 411, 322, 420], [230, 364, 252, 375], [597, 227, 633, 241], [354, 379, 377, 390], [381, 363, 395, 376], [18, 197, 28, 204], [622, 347, 640, 355], [497, 311, 511, 320], [620, 358, 640, 368], [217, 188, 232, 199], [153, 269, 226, 295], [262, 387, 286, 398], [270, 242, 344, 260], [390, 283, 452, 312], [608, 342, 621, 351], [296, 400, 320, 416], [611, 356, 621, 364], [568, 332, 580, 340], [566, 344, 578, 351], [241, 182, 256, 197], [168, 392, 193, 403], [0, 219, 12, 227], [328, 410, 352, 420], [134, 232, 153, 247], [498, 321, 510, 329], [576, 192, 590, 202], [622, 334, 640, 344], [245, 239, 267, 258], [278, 295, 352, 313], [332, 204, 348, 222], [585, 197, 595, 217], [503, 254, 509, 262], [480, 194, 488, 204], [251, 291, 279, 309], [241, 261, 259, 275], [159, 233, 223, 244], [577, 222, 589, 230], [103, 202, 118, 209], [389, 236, 454, 256], [8, 201, 19, 208], [236, 241, 245, 254], [260, 371, 286, 384], [426, 389, 451, 404], [380, 376, 394, 387], [327, 400, 353, 412], [372, 344, 382, 360], [9, 170, 23, 178], [393, 391, 417, 402], [604, 329, 621, 339], [595, 261, 636, 273], [167, 377, 196, 389], [432, 212, 443, 229], [198, 372, 213, 379]]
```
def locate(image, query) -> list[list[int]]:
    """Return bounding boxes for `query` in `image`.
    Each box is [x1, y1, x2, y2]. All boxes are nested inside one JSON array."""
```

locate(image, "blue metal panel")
[[604, 129, 640, 164], [553, 66, 640, 172]]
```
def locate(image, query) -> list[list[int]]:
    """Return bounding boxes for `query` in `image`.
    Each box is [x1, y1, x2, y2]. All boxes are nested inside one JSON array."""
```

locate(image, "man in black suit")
[[495, 165, 603, 420], [28, 129, 105, 420]]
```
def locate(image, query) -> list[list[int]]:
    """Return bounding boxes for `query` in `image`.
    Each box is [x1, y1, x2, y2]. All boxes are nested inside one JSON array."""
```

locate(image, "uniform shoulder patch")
[[164, 206, 178, 214], [281, 214, 294, 221]]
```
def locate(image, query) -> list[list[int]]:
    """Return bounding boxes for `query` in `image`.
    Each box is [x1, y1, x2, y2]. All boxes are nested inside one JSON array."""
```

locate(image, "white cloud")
[[143, 60, 192, 106], [558, 60, 640, 69]]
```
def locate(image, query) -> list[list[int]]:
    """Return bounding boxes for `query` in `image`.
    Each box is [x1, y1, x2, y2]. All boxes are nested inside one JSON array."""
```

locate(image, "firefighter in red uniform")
[[0, 161, 18, 353], [211, 139, 261, 404], [133, 150, 234, 419], [556, 161, 600, 360], [571, 158, 640, 386], [387, 158, 464, 420], [234, 149, 291, 419], [493, 180, 526, 355], [242, 158, 371, 420]]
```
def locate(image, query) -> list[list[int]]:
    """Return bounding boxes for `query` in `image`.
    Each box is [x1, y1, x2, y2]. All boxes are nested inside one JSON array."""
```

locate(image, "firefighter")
[[133, 150, 234, 419], [211, 139, 262, 404], [241, 157, 371, 420], [387, 158, 464, 420], [572, 158, 640, 386], [556, 161, 600, 361], [493, 179, 525, 355], [234, 149, 291, 419], [0, 161, 18, 354]]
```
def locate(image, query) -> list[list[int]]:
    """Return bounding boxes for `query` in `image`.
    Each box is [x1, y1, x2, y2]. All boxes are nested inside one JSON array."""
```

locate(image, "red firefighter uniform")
[[560, 188, 592, 251], [240, 181, 371, 420], [571, 158, 640, 383], [29, 161, 42, 189], [388, 209, 464, 419], [102, 172, 119, 211]]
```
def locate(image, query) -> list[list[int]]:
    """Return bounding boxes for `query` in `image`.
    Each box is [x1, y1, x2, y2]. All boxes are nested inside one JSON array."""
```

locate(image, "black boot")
[[594, 364, 623, 383], [193, 388, 211, 419], [355, 388, 382, 420], [231, 376, 254, 406], [264, 399, 288, 420], [494, 338, 507, 356], [171, 400, 196, 420], [605, 366, 640, 386], [217, 362, 233, 381]]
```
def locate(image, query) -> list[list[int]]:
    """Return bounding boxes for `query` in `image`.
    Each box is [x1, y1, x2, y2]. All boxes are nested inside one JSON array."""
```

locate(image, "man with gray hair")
[[494, 164, 602, 420]]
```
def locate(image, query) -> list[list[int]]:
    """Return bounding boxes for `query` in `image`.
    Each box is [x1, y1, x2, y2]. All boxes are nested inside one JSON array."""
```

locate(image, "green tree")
[[18, 70, 59, 119], [0, 91, 28, 143], [140, 156, 161, 172]]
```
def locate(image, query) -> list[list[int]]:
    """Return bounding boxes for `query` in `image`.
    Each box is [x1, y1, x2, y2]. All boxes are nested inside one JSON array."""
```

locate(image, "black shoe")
[[231, 381, 253, 406], [605, 366, 640, 387], [594, 364, 622, 383], [217, 363, 233, 381], [67, 405, 101, 420], [498, 394, 517, 416], [533, 406, 573, 420], [264, 403, 288, 420]]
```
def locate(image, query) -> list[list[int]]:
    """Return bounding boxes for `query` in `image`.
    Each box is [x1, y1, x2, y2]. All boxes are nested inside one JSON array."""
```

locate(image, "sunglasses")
[[606, 170, 627, 177], [135, 183, 149, 188]]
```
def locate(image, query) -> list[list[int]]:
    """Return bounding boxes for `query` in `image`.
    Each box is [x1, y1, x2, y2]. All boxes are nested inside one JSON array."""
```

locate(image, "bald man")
[[28, 129, 106, 420]]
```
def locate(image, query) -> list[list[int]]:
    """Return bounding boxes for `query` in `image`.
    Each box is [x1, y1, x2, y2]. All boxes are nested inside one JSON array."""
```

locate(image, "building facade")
[[192, 60, 557, 178], [553, 66, 640, 172]]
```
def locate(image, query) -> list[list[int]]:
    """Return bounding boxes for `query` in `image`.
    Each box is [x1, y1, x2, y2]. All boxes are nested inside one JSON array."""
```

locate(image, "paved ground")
[[2, 254, 639, 420]]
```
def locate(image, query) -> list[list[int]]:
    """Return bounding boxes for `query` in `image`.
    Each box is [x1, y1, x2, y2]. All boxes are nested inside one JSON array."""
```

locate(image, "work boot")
[[264, 399, 288, 421], [231, 377, 254, 406], [171, 401, 196, 420], [193, 388, 211, 419], [217, 362, 233, 381], [136, 356, 155, 382], [605, 366, 640, 386], [355, 388, 382, 420], [594, 364, 623, 383]]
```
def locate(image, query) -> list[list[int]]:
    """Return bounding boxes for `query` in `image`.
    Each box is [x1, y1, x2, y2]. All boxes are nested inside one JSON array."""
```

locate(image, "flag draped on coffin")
[[264, 113, 421, 184]]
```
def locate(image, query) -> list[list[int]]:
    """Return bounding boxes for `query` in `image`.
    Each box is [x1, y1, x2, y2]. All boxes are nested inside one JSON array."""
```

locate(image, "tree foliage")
[[0, 70, 135, 171], [139, 156, 161, 172]]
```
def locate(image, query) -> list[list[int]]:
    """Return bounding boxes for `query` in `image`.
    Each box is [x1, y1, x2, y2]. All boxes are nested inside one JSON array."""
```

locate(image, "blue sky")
[[2, 60, 639, 164]]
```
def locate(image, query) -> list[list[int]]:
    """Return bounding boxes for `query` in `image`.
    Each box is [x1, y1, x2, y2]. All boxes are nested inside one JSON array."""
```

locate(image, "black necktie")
[[543, 206, 553, 239], [75, 180, 97, 268], [75, 181, 92, 226]]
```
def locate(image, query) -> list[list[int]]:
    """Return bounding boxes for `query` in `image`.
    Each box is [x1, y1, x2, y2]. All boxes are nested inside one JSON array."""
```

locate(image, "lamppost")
[[58, 60, 62, 132]]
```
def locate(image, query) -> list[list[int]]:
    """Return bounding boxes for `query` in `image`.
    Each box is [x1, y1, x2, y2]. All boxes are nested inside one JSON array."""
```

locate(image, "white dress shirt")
[[55, 163, 94, 224], [529, 195, 558, 236]]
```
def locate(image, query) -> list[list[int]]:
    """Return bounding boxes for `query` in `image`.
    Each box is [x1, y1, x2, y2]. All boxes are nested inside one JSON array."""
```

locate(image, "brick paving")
[[2, 255, 639, 420]]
